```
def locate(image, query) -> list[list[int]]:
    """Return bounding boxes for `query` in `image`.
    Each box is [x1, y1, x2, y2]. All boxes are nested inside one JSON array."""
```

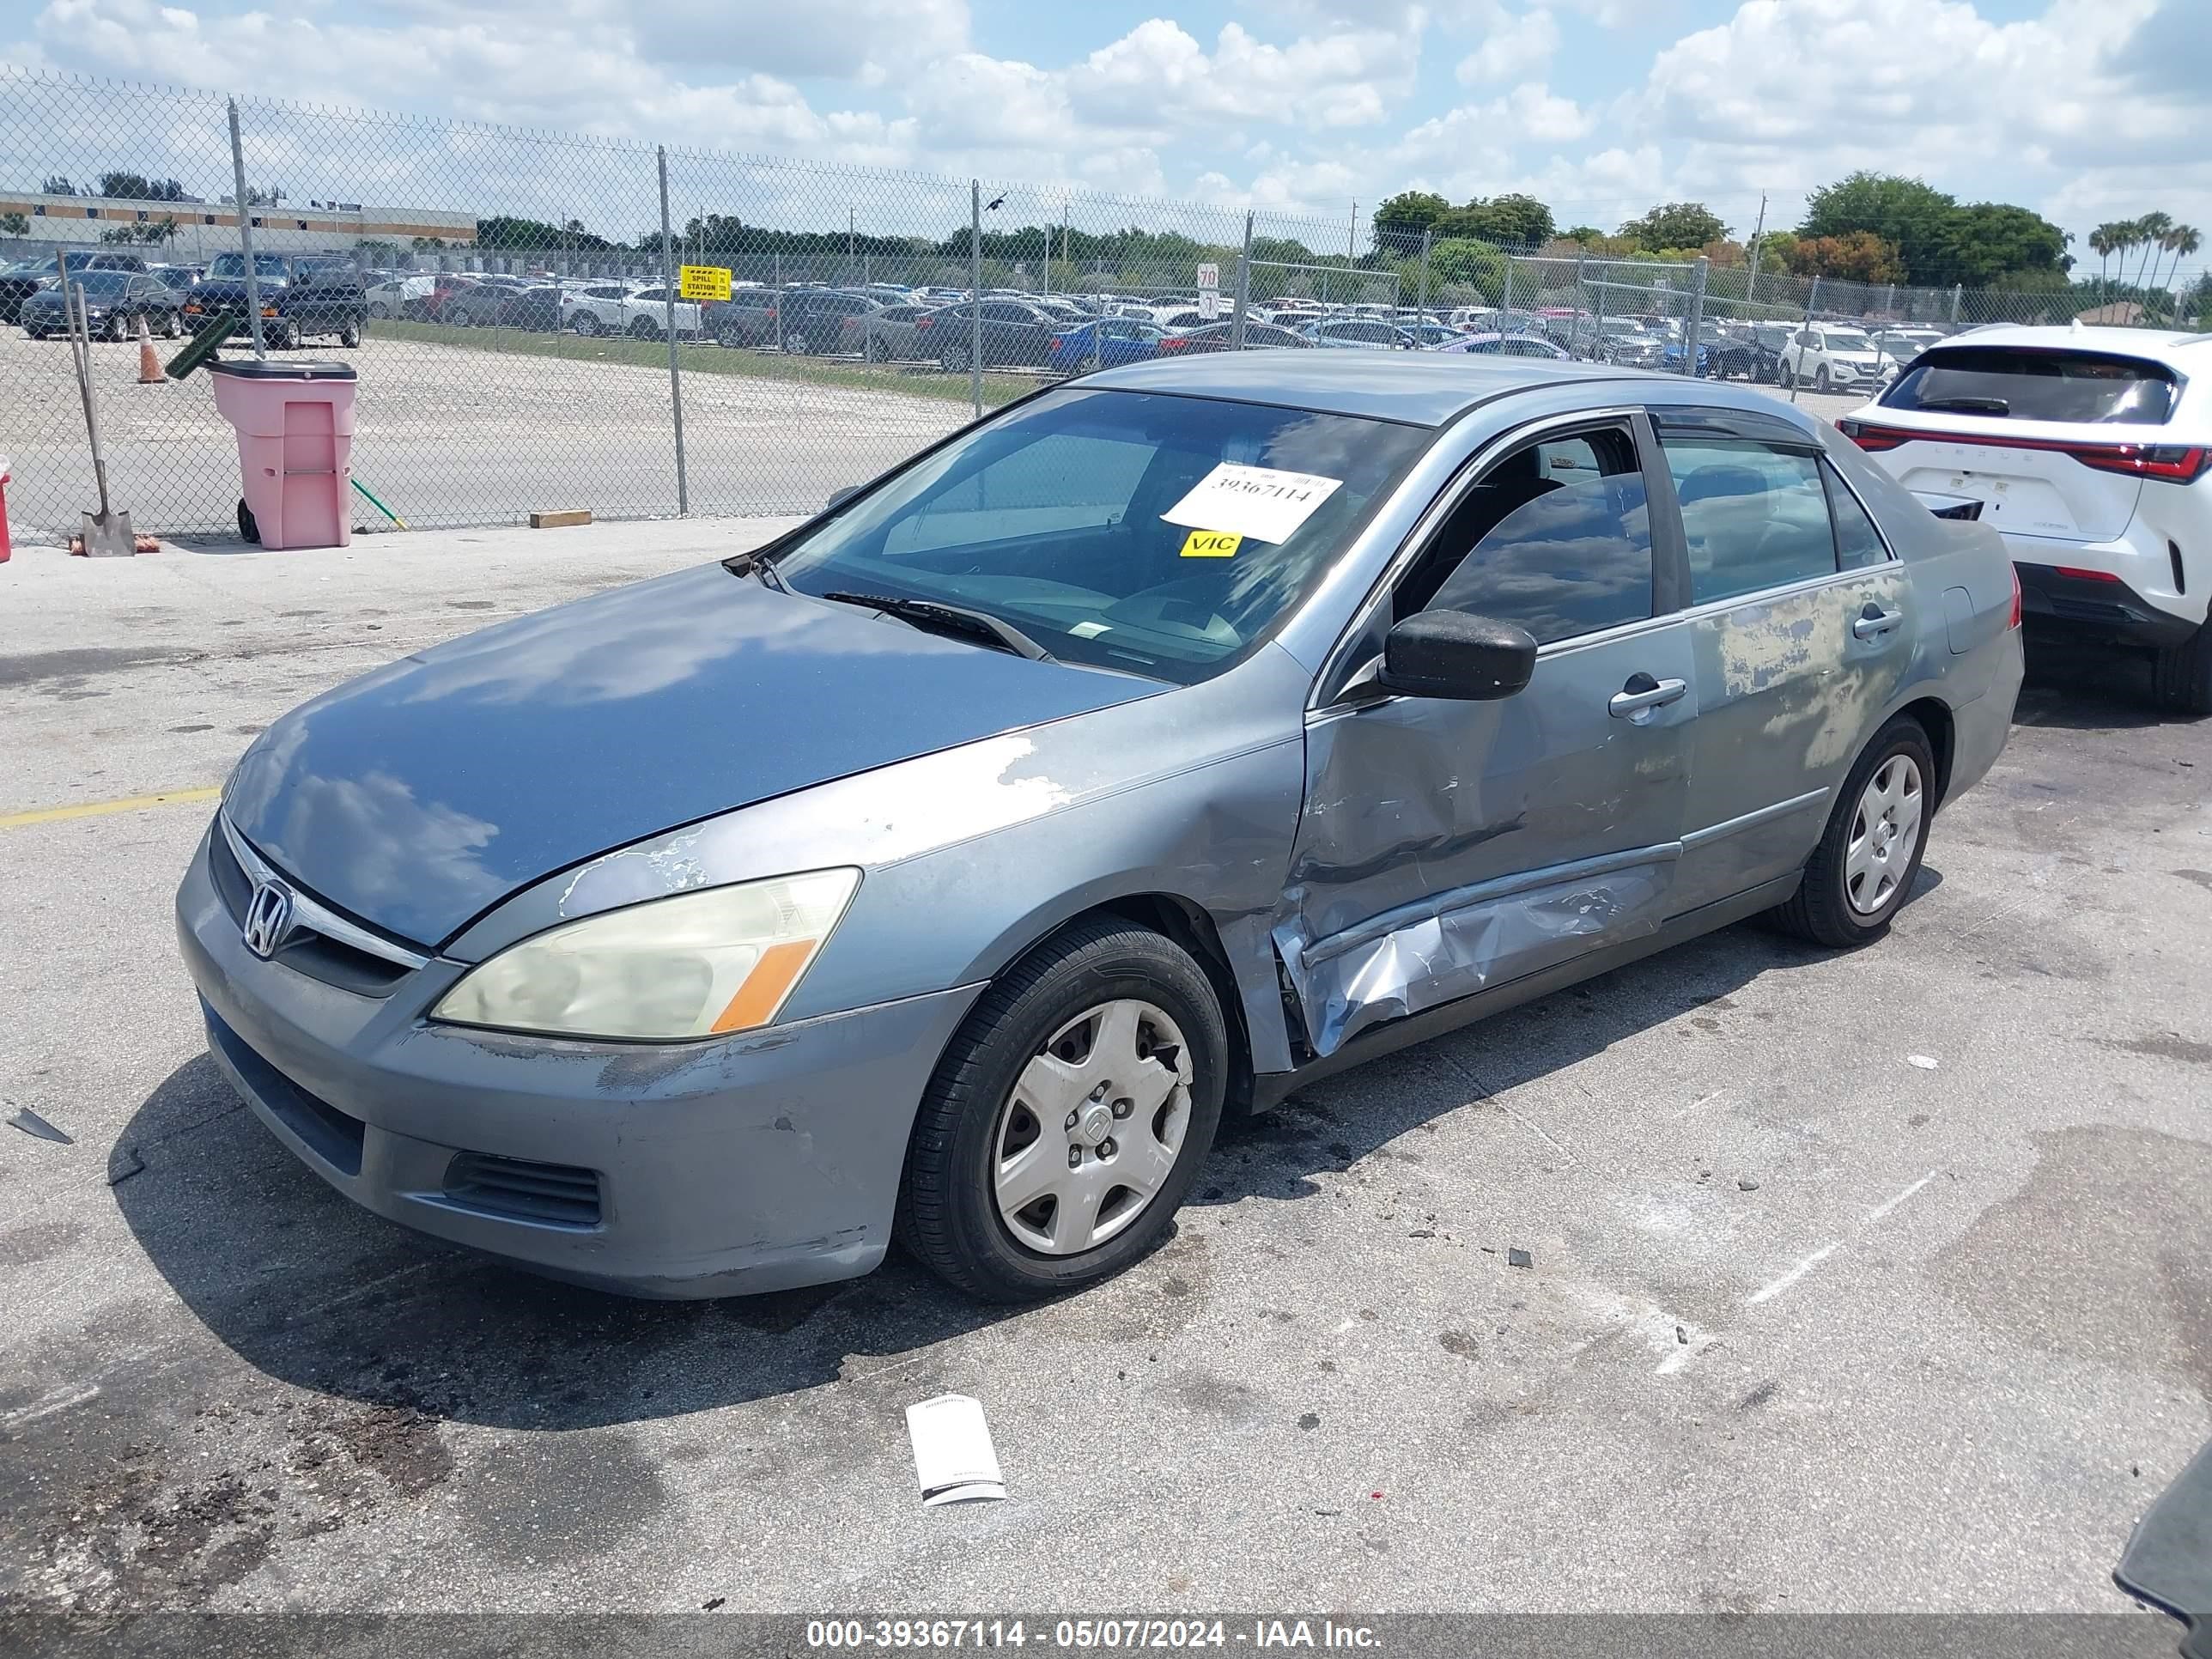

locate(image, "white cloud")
[[1455, 9, 1559, 85]]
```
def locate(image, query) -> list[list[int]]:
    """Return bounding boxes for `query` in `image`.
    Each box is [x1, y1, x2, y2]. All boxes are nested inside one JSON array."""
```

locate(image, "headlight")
[[431, 868, 860, 1041]]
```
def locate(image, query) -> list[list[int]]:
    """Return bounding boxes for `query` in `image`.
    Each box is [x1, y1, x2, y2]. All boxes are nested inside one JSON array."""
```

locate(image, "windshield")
[[1825, 328, 1875, 352], [207, 253, 290, 280], [768, 387, 1428, 685], [71, 271, 131, 295], [1884, 346, 2179, 424]]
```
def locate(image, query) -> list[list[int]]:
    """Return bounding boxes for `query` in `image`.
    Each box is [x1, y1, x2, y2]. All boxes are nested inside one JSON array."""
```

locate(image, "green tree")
[[40, 175, 75, 195], [1928, 203, 2070, 287], [1800, 172, 1954, 279], [0, 210, 27, 236], [1618, 202, 1729, 251], [1561, 224, 1603, 244], [1426, 237, 1508, 299], [1372, 190, 1450, 255]]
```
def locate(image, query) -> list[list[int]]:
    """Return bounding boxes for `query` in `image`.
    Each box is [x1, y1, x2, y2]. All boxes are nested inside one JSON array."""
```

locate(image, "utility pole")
[[1744, 191, 1768, 306]]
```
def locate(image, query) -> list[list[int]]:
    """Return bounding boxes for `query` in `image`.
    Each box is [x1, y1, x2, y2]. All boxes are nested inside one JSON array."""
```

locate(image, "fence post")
[[1685, 255, 1710, 378], [1500, 252, 1514, 315], [969, 180, 983, 417], [225, 99, 266, 358], [656, 146, 688, 517], [1231, 211, 1253, 351], [774, 252, 784, 353], [1575, 249, 1588, 352], [1950, 283, 1964, 324], [1416, 226, 1432, 327]]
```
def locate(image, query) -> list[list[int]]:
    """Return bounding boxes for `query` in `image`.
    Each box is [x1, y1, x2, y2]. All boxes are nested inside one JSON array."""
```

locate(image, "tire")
[[574, 312, 599, 336], [160, 309, 180, 339], [236, 498, 259, 544], [896, 919, 1229, 1302], [104, 313, 125, 343], [2152, 622, 2212, 717], [339, 318, 362, 349], [1778, 360, 1795, 389], [630, 317, 657, 341], [1770, 715, 1937, 948], [368, 301, 391, 321], [1814, 366, 1832, 394], [939, 340, 969, 373]]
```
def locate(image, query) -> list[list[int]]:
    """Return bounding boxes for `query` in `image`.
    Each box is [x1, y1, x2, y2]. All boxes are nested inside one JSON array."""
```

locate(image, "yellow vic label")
[[1179, 529, 1242, 558]]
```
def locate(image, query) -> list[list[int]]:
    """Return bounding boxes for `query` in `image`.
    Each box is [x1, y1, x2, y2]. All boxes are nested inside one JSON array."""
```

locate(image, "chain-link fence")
[[3, 64, 2205, 543]]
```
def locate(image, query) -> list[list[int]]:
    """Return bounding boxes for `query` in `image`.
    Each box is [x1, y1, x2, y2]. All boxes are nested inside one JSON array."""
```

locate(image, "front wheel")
[[572, 312, 599, 337], [1814, 365, 1832, 393], [1778, 360, 1796, 389], [630, 317, 658, 340], [2153, 622, 2212, 717], [896, 920, 1228, 1302], [939, 339, 969, 373], [1770, 716, 1936, 947], [160, 309, 181, 339]]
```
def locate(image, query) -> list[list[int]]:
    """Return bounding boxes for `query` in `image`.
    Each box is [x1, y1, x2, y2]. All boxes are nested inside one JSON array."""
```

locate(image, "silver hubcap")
[[991, 999, 1193, 1256], [1844, 754, 1923, 915]]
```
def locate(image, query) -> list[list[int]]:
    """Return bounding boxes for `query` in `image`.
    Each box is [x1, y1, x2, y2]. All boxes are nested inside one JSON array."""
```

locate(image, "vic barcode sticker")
[[1160, 464, 1344, 545]]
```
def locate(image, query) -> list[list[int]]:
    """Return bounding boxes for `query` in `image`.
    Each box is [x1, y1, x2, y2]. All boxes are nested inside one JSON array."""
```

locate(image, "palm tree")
[[2130, 212, 2172, 294], [2089, 222, 2125, 298], [2151, 223, 2200, 304]]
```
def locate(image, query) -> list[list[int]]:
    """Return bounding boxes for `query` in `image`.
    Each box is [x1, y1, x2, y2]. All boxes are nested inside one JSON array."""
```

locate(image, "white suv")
[[1779, 323, 1890, 395], [1838, 324, 2212, 714], [561, 282, 702, 340]]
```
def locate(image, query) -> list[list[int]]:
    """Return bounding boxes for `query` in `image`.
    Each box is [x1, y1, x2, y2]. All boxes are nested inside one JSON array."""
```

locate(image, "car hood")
[[223, 563, 1158, 948]]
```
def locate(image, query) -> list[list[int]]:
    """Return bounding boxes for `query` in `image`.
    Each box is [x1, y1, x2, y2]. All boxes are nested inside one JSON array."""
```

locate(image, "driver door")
[[1275, 413, 1699, 1057]]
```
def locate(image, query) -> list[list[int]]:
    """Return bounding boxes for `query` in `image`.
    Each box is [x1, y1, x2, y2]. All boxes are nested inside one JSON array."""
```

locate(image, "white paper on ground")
[[1160, 462, 1345, 545], [905, 1394, 1006, 1506]]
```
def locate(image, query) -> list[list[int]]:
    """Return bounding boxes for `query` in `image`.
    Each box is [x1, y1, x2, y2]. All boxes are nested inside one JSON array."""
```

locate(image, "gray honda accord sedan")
[[178, 353, 2022, 1302]]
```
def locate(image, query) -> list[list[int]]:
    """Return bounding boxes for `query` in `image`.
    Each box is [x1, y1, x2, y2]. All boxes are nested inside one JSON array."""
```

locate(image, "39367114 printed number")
[[809, 1620, 1030, 1648]]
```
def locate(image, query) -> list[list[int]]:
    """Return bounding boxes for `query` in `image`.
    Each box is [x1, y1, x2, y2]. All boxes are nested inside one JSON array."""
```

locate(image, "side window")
[[1823, 461, 1893, 569], [1406, 425, 1654, 645], [1662, 436, 1837, 605]]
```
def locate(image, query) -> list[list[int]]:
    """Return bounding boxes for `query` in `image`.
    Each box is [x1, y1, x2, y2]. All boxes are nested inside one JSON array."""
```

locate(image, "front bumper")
[[176, 825, 981, 1298]]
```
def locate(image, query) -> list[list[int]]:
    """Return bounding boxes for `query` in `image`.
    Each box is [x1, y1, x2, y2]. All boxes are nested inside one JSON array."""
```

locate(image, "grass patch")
[[369, 319, 1036, 408]]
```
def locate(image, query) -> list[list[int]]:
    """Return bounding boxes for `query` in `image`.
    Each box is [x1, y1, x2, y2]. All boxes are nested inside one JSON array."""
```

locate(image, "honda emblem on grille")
[[241, 878, 295, 960]]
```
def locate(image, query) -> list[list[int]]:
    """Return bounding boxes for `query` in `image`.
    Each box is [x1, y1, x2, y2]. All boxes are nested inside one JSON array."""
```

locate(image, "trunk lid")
[[1849, 413, 2145, 542]]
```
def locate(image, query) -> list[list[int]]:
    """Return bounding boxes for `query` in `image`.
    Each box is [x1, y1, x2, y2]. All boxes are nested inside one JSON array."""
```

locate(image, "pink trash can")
[[209, 358, 357, 550]]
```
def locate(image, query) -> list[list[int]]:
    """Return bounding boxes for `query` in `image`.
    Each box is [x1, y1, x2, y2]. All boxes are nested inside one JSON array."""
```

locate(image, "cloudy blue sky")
[[3, 0, 2207, 261]]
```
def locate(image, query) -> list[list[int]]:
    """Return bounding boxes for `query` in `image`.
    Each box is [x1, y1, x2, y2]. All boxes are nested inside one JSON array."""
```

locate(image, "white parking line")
[[1865, 1170, 1938, 1224], [1, 1384, 100, 1431], [1746, 1242, 1842, 1306]]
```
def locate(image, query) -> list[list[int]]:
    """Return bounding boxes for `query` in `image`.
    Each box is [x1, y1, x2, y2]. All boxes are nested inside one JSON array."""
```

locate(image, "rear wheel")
[[1770, 716, 1935, 948], [939, 338, 970, 373], [573, 312, 599, 337], [630, 317, 658, 340], [2153, 623, 2212, 717], [896, 920, 1228, 1302], [368, 300, 392, 320]]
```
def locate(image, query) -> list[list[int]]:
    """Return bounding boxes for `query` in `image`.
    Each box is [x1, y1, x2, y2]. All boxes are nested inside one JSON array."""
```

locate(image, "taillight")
[[1159, 336, 1188, 350], [2069, 444, 2211, 483], [914, 314, 932, 330], [1837, 422, 2210, 483], [1049, 336, 1063, 350], [2008, 565, 2021, 629]]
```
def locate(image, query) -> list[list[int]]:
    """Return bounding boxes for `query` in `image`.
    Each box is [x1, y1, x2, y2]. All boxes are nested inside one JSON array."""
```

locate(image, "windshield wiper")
[[819, 591, 1054, 661], [724, 546, 788, 591], [1912, 395, 2010, 415]]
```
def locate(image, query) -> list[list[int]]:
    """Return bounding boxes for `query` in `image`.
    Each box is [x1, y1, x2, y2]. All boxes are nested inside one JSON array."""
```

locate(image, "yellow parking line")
[[0, 787, 222, 830]]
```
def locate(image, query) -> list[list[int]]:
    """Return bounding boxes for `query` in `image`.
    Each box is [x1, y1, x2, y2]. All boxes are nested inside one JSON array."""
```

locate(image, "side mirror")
[[1379, 611, 1538, 701], [824, 485, 862, 510]]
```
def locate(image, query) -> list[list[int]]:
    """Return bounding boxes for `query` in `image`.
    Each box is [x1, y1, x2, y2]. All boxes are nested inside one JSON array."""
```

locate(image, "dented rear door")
[[1654, 410, 1917, 912]]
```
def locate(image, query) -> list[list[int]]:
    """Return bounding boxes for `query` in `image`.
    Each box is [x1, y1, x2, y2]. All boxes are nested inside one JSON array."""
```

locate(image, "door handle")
[[1853, 606, 1904, 641], [1609, 675, 1689, 719]]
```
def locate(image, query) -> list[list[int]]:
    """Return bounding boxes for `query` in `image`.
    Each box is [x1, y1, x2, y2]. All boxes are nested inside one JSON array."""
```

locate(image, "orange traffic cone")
[[136, 314, 164, 384]]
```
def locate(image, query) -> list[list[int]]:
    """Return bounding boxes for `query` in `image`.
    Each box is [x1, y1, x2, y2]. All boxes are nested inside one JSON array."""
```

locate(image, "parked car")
[[1302, 318, 1418, 350], [919, 299, 1060, 369], [1429, 330, 1570, 359], [1708, 323, 1790, 383], [1155, 322, 1312, 354], [364, 275, 432, 320], [181, 355, 2021, 1304], [493, 285, 564, 331], [0, 250, 146, 322], [706, 289, 781, 347], [20, 268, 184, 340], [1047, 316, 1166, 372], [1779, 323, 1889, 394], [562, 283, 702, 339], [775, 289, 880, 355], [405, 273, 483, 324], [182, 252, 365, 349], [849, 302, 938, 360], [145, 264, 201, 294], [1838, 325, 2212, 713], [1869, 326, 1947, 374], [443, 276, 532, 327]]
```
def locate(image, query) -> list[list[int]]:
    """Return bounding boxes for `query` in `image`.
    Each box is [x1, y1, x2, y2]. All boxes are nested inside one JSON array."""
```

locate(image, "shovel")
[[66, 276, 135, 557]]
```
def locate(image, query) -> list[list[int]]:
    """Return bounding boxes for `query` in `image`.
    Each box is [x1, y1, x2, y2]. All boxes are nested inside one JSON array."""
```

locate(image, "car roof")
[[1078, 349, 1727, 426], [1936, 322, 2212, 362]]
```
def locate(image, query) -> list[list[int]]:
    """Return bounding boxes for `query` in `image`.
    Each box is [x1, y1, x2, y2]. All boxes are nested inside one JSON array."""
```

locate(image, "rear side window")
[[1823, 463, 1893, 570], [1663, 438, 1836, 605], [1412, 425, 1654, 645], [1885, 347, 2179, 425]]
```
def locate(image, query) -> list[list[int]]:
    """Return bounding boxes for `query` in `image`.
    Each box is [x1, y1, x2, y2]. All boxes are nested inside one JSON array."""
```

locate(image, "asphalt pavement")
[[0, 521, 2206, 1621]]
